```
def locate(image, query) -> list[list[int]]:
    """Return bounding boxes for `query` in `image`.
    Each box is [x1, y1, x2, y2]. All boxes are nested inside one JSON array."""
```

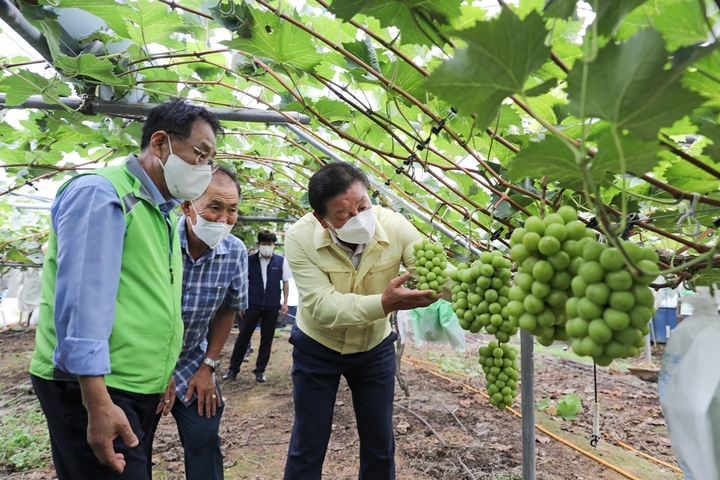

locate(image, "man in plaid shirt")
[[151, 166, 248, 480]]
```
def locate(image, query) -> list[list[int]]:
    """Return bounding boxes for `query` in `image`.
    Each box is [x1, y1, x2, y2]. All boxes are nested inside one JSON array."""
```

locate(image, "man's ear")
[[150, 131, 169, 160], [312, 211, 328, 229], [181, 201, 191, 216]]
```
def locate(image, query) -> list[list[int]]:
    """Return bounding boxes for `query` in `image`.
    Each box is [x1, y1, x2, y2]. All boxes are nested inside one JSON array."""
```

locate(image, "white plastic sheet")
[[659, 290, 720, 480]]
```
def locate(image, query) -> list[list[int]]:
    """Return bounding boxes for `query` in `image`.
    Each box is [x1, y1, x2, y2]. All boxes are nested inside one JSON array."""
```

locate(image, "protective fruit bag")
[[410, 299, 466, 352], [659, 289, 720, 480]]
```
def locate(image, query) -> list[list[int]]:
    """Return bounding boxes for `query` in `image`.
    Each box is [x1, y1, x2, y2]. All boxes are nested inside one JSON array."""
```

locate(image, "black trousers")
[[31, 374, 159, 480], [283, 325, 397, 480], [227, 307, 278, 374]]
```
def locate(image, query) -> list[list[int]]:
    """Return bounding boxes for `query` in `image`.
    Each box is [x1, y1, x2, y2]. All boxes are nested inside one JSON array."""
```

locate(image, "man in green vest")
[[30, 98, 223, 480]]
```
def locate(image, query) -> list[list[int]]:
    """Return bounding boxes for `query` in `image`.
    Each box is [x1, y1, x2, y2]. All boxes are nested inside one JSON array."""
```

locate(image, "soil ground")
[[0, 327, 681, 480]]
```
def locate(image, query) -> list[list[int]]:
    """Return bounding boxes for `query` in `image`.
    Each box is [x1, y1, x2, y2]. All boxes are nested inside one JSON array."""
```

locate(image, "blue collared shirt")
[[174, 216, 248, 405], [52, 155, 180, 376]]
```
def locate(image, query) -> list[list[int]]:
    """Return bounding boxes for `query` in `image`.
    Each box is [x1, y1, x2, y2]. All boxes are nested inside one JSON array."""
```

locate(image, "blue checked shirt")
[[174, 217, 248, 405]]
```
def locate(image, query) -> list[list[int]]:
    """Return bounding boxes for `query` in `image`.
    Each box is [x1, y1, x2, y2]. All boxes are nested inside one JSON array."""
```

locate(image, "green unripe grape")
[[565, 221, 587, 241], [632, 284, 655, 307], [508, 286, 528, 302], [613, 327, 641, 345], [525, 216, 545, 235], [538, 236, 562, 256], [566, 317, 589, 338], [543, 213, 565, 226], [413, 242, 423, 251], [609, 291, 636, 311], [577, 297, 603, 321], [477, 276, 492, 289], [531, 282, 551, 299], [424, 250, 435, 260], [515, 272, 534, 291], [594, 356, 613, 367], [537, 308, 556, 328], [522, 256, 540, 274], [518, 313, 538, 331], [605, 270, 633, 291], [426, 272, 437, 281], [565, 297, 579, 317], [641, 247, 659, 263], [635, 260, 660, 286], [603, 308, 630, 331], [510, 228, 527, 246], [551, 271, 572, 291], [603, 340, 626, 359], [625, 345, 640, 358], [568, 256, 584, 276], [532, 260, 554, 283], [491, 277, 503, 290], [580, 261, 605, 284], [557, 206, 578, 224], [510, 244, 531, 264], [629, 305, 653, 329], [599, 248, 625, 272], [523, 294, 545, 315], [479, 251, 494, 264], [585, 282, 611, 306], [571, 275, 588, 297], [488, 302, 501, 314], [581, 336, 604, 358], [522, 231, 541, 252], [547, 251, 571, 272], [588, 319, 613, 344], [562, 239, 580, 258], [622, 241, 644, 263], [481, 264, 495, 278], [546, 289, 568, 308], [582, 241, 607, 262]]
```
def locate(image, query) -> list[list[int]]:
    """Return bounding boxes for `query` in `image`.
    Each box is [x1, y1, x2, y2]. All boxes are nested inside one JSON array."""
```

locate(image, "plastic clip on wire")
[[490, 227, 505, 241], [586, 217, 599, 229], [620, 213, 644, 240], [677, 193, 702, 237]]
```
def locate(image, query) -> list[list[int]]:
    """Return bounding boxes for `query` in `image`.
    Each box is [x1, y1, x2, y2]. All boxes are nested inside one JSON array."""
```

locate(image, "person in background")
[[30, 99, 222, 480], [223, 231, 291, 383], [151, 167, 248, 480], [282, 162, 445, 480]]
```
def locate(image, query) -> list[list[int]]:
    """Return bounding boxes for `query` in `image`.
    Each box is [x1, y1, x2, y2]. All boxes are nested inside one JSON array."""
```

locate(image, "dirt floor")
[[0, 326, 681, 480]]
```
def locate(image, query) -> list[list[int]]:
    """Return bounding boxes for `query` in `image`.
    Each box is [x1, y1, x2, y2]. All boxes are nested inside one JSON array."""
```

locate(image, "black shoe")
[[255, 372, 267, 383], [222, 370, 238, 381], [243, 354, 250, 363]]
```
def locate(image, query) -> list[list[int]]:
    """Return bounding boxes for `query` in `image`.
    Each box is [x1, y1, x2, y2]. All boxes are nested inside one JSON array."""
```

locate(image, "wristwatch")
[[202, 357, 220, 371]]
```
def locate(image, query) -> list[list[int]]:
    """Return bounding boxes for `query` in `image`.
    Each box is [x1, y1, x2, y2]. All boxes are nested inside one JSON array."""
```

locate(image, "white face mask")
[[327, 208, 376, 244], [190, 202, 233, 249], [159, 138, 212, 200], [258, 245, 274, 257]]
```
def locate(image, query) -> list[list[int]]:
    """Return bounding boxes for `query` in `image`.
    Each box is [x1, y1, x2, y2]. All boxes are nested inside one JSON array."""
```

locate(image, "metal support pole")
[[238, 216, 296, 223], [520, 329, 536, 480], [0, 94, 312, 124], [0, 0, 54, 63], [286, 124, 482, 256]]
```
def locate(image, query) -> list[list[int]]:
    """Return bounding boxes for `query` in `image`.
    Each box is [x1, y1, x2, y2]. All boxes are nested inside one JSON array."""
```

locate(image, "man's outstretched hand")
[[381, 272, 439, 315]]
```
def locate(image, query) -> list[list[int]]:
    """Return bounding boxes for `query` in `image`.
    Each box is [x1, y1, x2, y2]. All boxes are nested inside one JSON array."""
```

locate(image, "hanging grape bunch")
[[508, 206, 589, 344], [479, 341, 519, 410], [450, 251, 517, 343], [564, 239, 658, 366], [413, 239, 448, 299]]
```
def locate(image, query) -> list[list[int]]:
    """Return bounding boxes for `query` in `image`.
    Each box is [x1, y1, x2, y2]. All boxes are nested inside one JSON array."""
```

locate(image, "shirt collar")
[[178, 215, 229, 263], [126, 154, 180, 214]]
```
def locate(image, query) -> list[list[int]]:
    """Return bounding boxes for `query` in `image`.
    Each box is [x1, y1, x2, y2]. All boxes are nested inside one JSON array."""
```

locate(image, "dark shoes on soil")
[[255, 372, 267, 383], [222, 370, 238, 381]]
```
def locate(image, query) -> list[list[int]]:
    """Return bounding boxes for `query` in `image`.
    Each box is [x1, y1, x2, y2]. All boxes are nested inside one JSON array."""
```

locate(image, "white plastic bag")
[[410, 300, 466, 352], [396, 310, 414, 345], [659, 289, 720, 480]]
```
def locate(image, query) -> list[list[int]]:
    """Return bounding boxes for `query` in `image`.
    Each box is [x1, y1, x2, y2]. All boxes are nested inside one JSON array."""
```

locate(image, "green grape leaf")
[[223, 8, 323, 71], [591, 131, 661, 178], [328, 0, 463, 45], [652, 0, 707, 49], [425, 10, 551, 130], [48, 0, 130, 37], [543, 0, 578, 19], [54, 54, 127, 85], [566, 30, 705, 141], [313, 99, 352, 121], [594, 0, 649, 37], [506, 135, 584, 188], [664, 160, 720, 195], [555, 393, 582, 420], [684, 51, 720, 108], [0, 71, 69, 106]]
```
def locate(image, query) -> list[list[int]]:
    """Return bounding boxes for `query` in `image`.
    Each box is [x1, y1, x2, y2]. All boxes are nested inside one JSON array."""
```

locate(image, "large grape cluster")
[[450, 251, 518, 343], [564, 238, 658, 365], [479, 341, 519, 410], [508, 206, 589, 345], [413, 239, 449, 299]]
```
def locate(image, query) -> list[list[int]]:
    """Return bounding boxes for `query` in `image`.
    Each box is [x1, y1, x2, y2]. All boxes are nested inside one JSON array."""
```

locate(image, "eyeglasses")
[[174, 135, 219, 172]]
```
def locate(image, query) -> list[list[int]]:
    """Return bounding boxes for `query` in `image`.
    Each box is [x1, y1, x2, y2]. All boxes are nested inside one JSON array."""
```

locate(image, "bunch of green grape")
[[508, 206, 591, 344], [450, 251, 517, 343], [479, 341, 519, 410], [413, 239, 449, 299], [564, 238, 658, 365]]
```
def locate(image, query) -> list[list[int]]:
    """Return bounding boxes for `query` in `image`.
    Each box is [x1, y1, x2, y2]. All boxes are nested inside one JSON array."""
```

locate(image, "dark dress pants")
[[31, 374, 159, 480], [227, 307, 278, 375], [283, 325, 398, 480]]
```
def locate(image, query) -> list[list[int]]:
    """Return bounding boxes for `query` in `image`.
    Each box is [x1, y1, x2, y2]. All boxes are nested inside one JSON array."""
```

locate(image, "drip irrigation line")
[[401, 356, 680, 477]]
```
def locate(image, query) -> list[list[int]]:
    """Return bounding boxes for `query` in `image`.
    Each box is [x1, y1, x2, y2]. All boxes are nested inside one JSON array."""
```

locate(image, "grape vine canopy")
[[0, 0, 719, 290]]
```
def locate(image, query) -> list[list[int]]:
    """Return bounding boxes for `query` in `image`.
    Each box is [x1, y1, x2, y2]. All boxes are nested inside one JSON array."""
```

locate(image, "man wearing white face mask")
[[283, 162, 448, 480], [150, 167, 248, 480], [31, 99, 223, 480], [223, 231, 291, 383]]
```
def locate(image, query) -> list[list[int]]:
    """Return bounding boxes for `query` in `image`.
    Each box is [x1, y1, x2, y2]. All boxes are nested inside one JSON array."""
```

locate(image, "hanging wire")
[[590, 360, 600, 449], [677, 192, 702, 237]]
